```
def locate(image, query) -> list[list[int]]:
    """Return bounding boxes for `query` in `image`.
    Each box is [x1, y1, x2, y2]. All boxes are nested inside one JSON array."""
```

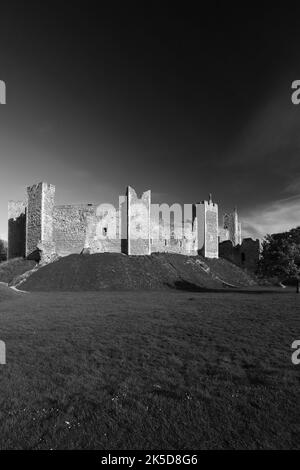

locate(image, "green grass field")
[[0, 285, 299, 449]]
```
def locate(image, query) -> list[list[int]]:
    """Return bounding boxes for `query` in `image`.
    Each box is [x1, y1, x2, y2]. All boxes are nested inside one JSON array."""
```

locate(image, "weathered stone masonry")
[[196, 196, 219, 258], [219, 238, 260, 272], [25, 182, 55, 257], [8, 182, 258, 267], [8, 200, 26, 259]]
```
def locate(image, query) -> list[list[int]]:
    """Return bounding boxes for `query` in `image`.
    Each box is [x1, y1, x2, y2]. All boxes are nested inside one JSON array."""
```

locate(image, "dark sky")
[[1, 4, 300, 239]]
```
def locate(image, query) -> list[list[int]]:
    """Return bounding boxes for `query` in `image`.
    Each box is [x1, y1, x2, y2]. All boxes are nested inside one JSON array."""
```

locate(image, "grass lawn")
[[0, 286, 299, 449]]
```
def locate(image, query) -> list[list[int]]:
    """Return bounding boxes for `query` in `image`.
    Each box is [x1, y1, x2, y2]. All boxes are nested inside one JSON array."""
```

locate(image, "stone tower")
[[26, 182, 55, 257], [127, 186, 151, 255], [196, 195, 219, 258], [223, 207, 242, 246]]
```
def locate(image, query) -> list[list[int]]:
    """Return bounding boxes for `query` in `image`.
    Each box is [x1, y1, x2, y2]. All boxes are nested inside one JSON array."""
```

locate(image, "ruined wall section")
[[84, 205, 121, 254], [150, 234, 198, 255], [219, 238, 260, 272], [218, 227, 230, 243], [240, 238, 260, 271], [53, 204, 95, 256], [127, 187, 151, 255], [150, 207, 198, 255], [10, 182, 257, 265], [8, 201, 27, 259], [223, 209, 242, 246]]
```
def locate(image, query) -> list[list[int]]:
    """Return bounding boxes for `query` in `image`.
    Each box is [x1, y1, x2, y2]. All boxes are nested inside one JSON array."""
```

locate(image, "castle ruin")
[[7, 182, 258, 268]]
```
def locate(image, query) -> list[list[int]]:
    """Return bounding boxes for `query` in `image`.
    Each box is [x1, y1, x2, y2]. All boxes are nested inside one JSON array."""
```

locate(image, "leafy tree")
[[259, 227, 300, 292], [0, 239, 7, 262]]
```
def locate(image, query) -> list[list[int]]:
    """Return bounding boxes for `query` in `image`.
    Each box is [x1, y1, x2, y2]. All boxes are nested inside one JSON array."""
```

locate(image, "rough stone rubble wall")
[[8, 200, 27, 259], [223, 210, 242, 246], [84, 205, 122, 254], [150, 207, 198, 255], [218, 227, 230, 243], [9, 182, 250, 261], [53, 204, 95, 256], [219, 238, 260, 272]]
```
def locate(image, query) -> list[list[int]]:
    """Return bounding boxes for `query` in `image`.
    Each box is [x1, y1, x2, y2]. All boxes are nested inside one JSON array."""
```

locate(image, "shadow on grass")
[[168, 280, 295, 295]]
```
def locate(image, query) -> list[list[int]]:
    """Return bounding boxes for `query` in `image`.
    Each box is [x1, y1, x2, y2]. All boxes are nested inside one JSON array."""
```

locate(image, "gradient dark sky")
[[1, 4, 300, 240]]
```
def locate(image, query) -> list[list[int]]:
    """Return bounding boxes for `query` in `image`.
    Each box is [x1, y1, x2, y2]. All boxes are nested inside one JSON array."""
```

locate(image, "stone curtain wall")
[[53, 205, 95, 256], [219, 238, 260, 272], [8, 182, 255, 262], [150, 208, 198, 255], [240, 238, 260, 271], [223, 210, 241, 246], [8, 201, 26, 259], [150, 236, 198, 255], [218, 227, 230, 243], [84, 205, 122, 253]]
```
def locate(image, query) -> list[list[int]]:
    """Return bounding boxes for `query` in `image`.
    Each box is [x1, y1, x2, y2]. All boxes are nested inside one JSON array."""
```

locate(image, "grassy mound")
[[205, 257, 257, 287], [0, 258, 36, 284], [20, 253, 256, 292]]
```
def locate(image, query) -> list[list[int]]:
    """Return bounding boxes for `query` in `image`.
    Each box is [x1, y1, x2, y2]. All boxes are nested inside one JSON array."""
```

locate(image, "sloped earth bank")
[[0, 258, 36, 284], [20, 253, 257, 292]]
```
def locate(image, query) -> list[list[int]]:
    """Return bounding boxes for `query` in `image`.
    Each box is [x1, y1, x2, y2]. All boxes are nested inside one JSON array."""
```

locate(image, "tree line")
[[0, 239, 7, 262], [259, 226, 300, 292]]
